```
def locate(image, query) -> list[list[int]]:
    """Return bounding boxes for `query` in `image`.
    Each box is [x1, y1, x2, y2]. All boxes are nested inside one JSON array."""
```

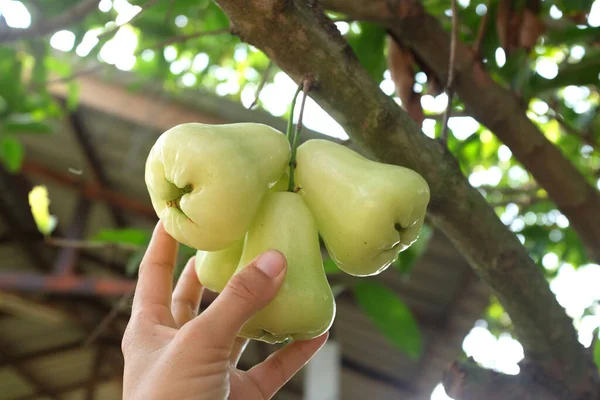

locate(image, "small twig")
[[330, 17, 358, 23], [489, 195, 547, 208], [440, 0, 459, 145], [472, 0, 491, 61], [83, 291, 133, 347], [96, 0, 160, 41], [287, 78, 313, 192], [549, 107, 600, 153], [249, 61, 274, 109], [0, 0, 100, 43], [45, 64, 107, 86], [424, 110, 470, 120], [164, 0, 177, 25], [478, 183, 540, 195], [45, 237, 143, 252], [145, 28, 231, 51], [292, 80, 311, 148]]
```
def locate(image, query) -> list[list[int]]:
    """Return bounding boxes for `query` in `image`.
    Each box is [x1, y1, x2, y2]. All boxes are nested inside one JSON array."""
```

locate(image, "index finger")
[[131, 221, 179, 316]]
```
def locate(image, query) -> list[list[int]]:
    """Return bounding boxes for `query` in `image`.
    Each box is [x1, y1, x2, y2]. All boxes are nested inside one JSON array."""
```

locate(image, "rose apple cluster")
[[145, 122, 430, 343]]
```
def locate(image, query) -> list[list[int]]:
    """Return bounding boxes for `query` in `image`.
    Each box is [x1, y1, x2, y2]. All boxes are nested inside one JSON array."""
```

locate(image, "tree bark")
[[211, 0, 599, 397], [321, 0, 600, 265], [442, 360, 564, 400]]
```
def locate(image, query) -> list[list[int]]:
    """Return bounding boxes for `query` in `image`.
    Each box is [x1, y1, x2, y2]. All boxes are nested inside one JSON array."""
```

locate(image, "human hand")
[[121, 222, 329, 400]]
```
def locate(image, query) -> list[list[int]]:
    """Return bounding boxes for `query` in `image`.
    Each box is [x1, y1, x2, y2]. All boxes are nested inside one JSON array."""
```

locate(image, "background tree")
[[0, 0, 599, 398]]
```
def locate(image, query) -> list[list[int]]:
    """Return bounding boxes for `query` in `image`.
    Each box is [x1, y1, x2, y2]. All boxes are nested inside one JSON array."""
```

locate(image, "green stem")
[[285, 84, 303, 142], [288, 82, 310, 192]]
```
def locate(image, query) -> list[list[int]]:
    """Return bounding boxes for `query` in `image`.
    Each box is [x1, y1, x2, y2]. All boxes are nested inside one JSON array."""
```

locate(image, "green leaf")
[[0, 48, 24, 111], [179, 243, 197, 258], [529, 52, 600, 95], [2, 114, 53, 134], [346, 22, 387, 81], [91, 228, 151, 246], [323, 258, 342, 275], [554, 0, 594, 13], [593, 337, 600, 372], [125, 248, 147, 277], [45, 57, 72, 78], [353, 281, 423, 359], [0, 137, 24, 172], [66, 81, 79, 111], [28, 40, 49, 88], [545, 26, 600, 46], [394, 224, 433, 276]]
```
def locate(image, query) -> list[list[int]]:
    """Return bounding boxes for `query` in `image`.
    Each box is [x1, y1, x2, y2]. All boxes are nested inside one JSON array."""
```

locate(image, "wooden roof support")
[[65, 107, 128, 227], [0, 340, 84, 368], [0, 272, 136, 297], [0, 346, 59, 400], [0, 170, 49, 272], [53, 197, 92, 276], [13, 374, 120, 400], [21, 160, 156, 220], [85, 345, 105, 400]]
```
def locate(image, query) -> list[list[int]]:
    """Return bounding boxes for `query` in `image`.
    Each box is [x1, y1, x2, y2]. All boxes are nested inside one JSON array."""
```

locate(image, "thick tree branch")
[[212, 0, 599, 397], [321, 0, 600, 264], [442, 360, 561, 400], [0, 0, 100, 43]]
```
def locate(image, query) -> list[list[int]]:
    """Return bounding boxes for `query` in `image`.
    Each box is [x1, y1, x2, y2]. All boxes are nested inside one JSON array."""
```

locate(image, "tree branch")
[[321, 0, 600, 264], [211, 0, 599, 396], [145, 28, 231, 50], [249, 60, 274, 110], [0, 0, 100, 43], [439, 0, 458, 145], [442, 359, 562, 400]]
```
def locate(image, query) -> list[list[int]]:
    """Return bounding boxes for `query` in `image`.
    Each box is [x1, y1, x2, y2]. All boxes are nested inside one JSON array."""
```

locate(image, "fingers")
[[230, 337, 249, 366], [171, 256, 204, 327], [247, 333, 329, 399], [188, 250, 286, 347], [131, 222, 179, 319]]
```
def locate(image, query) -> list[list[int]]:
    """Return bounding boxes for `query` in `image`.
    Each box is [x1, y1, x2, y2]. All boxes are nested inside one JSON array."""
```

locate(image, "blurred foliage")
[[594, 337, 600, 371], [3, 0, 600, 355], [353, 281, 423, 359]]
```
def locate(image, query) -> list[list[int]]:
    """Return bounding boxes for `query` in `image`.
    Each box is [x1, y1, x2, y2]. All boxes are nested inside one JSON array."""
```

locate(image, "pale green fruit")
[[234, 192, 336, 344], [195, 238, 244, 293], [145, 122, 290, 251], [294, 139, 430, 277], [269, 170, 290, 192]]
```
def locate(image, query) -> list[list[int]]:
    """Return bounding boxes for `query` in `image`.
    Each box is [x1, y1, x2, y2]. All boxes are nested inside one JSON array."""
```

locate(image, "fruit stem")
[[287, 80, 311, 192], [285, 85, 303, 142]]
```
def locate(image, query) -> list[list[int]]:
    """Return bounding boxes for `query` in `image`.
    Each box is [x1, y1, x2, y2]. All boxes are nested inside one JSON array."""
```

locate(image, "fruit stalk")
[[288, 80, 311, 192]]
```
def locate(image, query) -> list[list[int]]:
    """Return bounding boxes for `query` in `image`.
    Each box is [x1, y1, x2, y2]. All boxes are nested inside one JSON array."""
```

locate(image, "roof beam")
[[0, 340, 85, 368], [0, 272, 136, 297], [53, 197, 92, 276], [21, 160, 156, 220], [65, 107, 128, 227], [85, 346, 104, 400], [0, 169, 48, 272], [0, 346, 59, 400], [48, 74, 226, 132], [13, 374, 120, 400]]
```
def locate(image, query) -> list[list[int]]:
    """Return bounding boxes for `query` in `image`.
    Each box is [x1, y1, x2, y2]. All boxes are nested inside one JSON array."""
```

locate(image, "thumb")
[[190, 249, 287, 345]]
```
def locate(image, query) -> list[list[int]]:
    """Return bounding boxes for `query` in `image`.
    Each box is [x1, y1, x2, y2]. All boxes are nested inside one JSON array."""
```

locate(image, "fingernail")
[[256, 250, 285, 278]]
